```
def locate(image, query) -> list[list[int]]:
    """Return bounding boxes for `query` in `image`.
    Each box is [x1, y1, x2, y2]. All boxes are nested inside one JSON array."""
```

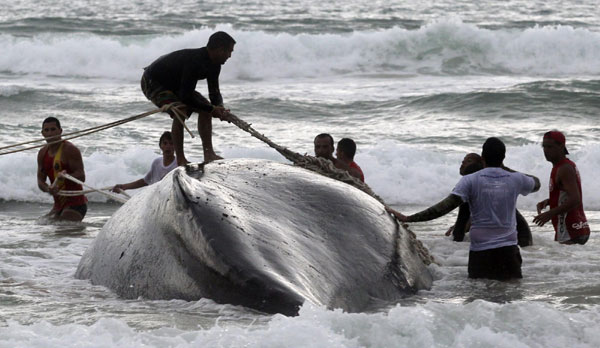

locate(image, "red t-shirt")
[[349, 161, 364, 182]]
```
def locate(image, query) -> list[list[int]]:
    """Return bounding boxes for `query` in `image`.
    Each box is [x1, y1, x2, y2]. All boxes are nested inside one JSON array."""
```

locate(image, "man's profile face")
[[314, 137, 334, 159], [41, 121, 62, 143], [216, 44, 234, 65], [459, 153, 481, 176]]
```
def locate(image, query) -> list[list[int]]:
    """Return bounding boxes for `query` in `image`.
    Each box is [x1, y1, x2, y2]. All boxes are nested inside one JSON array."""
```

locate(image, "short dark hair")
[[463, 153, 484, 175], [159, 131, 172, 146], [482, 137, 505, 167], [315, 133, 334, 147], [207, 31, 236, 50], [337, 138, 357, 159], [42, 117, 61, 129]]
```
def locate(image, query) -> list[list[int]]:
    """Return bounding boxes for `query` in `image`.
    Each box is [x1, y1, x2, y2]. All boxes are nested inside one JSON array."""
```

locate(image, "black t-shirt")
[[144, 47, 222, 111]]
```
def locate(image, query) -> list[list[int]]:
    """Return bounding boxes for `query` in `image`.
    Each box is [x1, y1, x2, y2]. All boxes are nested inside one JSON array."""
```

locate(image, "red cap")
[[544, 131, 569, 154]]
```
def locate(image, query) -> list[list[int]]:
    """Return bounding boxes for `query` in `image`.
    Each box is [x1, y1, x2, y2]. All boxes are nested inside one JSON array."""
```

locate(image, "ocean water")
[[1, 0, 600, 347]]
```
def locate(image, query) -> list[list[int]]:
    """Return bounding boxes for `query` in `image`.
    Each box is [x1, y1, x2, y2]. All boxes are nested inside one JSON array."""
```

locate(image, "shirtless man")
[[141, 31, 235, 165], [37, 117, 87, 221], [111, 131, 177, 192], [533, 131, 590, 245]]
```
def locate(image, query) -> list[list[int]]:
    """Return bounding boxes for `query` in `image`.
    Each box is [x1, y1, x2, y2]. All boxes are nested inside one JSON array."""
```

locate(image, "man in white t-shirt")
[[387, 137, 540, 280], [111, 131, 178, 192]]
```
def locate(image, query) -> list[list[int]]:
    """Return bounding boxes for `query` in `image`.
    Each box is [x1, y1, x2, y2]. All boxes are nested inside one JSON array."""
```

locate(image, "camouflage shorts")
[[141, 72, 209, 119]]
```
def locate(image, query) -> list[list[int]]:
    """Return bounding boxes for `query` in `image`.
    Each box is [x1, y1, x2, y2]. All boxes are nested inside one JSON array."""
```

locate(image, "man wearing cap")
[[533, 131, 590, 244]]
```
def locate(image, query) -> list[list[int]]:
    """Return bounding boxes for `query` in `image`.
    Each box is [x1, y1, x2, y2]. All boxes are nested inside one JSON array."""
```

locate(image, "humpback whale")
[[75, 159, 433, 315]]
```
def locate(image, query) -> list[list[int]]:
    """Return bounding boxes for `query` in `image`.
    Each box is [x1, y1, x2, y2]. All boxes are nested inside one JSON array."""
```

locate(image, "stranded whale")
[[75, 159, 433, 315]]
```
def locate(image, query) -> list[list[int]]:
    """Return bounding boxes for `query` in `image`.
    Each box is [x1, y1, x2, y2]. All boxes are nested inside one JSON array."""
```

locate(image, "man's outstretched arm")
[[387, 194, 463, 222]]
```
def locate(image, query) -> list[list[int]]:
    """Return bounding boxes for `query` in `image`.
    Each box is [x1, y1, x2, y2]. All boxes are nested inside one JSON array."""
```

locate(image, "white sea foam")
[[1, 301, 599, 348], [1, 19, 600, 81]]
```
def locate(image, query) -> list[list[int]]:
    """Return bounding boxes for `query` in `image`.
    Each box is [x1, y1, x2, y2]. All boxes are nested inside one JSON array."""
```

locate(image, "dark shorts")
[[58, 203, 88, 218], [141, 72, 209, 119], [468, 245, 522, 281]]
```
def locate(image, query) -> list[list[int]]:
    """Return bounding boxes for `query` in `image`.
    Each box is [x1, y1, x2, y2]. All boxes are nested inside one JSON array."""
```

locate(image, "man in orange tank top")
[[36, 117, 88, 221], [533, 130, 590, 244]]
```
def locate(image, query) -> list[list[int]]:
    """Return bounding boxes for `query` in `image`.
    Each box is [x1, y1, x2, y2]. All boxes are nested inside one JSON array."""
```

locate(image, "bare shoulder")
[[37, 144, 48, 161], [63, 141, 82, 156], [558, 161, 577, 175]]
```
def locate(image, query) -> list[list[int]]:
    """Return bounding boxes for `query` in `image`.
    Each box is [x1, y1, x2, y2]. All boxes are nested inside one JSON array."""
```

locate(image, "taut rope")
[[59, 173, 129, 204], [0, 103, 185, 156]]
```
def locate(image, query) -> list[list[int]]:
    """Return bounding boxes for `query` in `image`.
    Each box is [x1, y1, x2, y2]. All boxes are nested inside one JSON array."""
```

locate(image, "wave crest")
[[1, 20, 599, 80]]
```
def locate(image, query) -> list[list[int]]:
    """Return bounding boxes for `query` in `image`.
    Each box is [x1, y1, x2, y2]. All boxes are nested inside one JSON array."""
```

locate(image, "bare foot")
[[204, 153, 223, 163], [177, 157, 190, 166]]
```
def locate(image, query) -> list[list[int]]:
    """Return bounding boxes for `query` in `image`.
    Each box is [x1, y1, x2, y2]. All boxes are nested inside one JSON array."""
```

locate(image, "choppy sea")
[[1, 1, 600, 347]]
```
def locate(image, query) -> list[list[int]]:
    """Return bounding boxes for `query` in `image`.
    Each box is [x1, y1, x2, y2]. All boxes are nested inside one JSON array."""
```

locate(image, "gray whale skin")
[[75, 159, 432, 315]]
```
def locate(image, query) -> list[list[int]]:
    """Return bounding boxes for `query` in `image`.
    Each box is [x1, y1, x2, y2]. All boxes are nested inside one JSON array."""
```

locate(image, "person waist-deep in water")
[[36, 117, 88, 221], [448, 153, 533, 247], [533, 130, 590, 245], [387, 137, 540, 281]]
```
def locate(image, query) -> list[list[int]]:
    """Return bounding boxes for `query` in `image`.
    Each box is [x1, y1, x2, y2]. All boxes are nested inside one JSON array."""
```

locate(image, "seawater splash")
[[1, 301, 600, 347], [3, 142, 600, 210], [1, 19, 600, 80]]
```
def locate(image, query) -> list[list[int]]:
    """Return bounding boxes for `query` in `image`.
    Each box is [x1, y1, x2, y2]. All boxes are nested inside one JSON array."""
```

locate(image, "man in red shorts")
[[37, 117, 88, 221], [533, 130, 590, 244]]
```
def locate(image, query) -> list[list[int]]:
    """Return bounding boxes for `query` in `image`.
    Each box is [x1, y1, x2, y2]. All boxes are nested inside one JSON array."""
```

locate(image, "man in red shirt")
[[336, 138, 364, 182], [533, 131, 590, 244], [36, 117, 88, 221]]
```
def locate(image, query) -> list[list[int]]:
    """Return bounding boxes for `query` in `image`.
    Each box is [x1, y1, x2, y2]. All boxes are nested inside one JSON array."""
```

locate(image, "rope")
[[60, 173, 129, 204], [226, 112, 435, 265], [0, 103, 184, 156], [57, 187, 131, 199]]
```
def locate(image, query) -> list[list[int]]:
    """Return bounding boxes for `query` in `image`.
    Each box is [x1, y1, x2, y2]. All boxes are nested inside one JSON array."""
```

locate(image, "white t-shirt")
[[143, 157, 178, 185], [451, 167, 536, 251]]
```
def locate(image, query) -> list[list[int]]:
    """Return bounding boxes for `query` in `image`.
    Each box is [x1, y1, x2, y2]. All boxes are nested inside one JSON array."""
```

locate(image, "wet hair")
[[159, 131, 172, 146], [463, 153, 484, 175], [481, 137, 505, 167], [207, 31, 236, 50], [315, 133, 334, 147], [337, 138, 357, 159], [42, 117, 61, 129]]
